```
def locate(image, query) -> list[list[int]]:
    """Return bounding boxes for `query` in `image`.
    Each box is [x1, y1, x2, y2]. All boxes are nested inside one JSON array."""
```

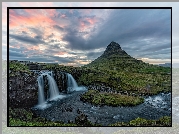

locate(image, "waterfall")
[[36, 71, 87, 109], [37, 72, 60, 105], [67, 73, 87, 92], [67, 73, 78, 91], [37, 75, 45, 105], [46, 74, 59, 101]]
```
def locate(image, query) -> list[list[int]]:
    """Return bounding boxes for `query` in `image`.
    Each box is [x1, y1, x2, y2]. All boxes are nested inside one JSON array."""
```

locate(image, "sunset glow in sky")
[[2, 2, 175, 66]]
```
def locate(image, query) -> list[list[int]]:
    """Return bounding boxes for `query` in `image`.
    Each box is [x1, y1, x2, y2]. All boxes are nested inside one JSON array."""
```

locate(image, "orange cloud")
[[55, 52, 67, 55], [9, 9, 56, 28], [79, 16, 99, 32], [85, 17, 98, 25]]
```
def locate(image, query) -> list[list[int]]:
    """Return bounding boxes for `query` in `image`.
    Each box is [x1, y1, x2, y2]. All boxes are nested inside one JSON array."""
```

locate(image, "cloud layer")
[[5, 6, 172, 66]]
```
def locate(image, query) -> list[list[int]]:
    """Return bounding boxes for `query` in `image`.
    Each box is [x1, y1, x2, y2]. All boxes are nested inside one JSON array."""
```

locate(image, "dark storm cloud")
[[49, 39, 59, 43], [141, 42, 170, 52], [10, 54, 74, 64], [43, 49, 59, 55], [53, 25, 64, 31], [9, 47, 21, 52], [98, 9, 170, 48], [8, 8, 171, 65], [124, 39, 170, 53], [9, 50, 27, 58], [50, 56, 73, 63], [45, 43, 61, 51], [47, 33, 55, 39], [22, 31, 27, 34], [87, 51, 104, 59], [55, 9, 80, 18], [34, 35, 43, 40], [9, 56, 53, 63], [10, 34, 45, 45], [64, 9, 171, 60], [63, 33, 89, 50], [62, 26, 97, 50], [78, 15, 96, 26], [29, 27, 43, 36]]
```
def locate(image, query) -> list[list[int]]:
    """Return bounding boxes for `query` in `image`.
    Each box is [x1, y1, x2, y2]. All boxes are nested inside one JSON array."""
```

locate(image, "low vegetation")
[[81, 52, 171, 96], [9, 107, 171, 127], [110, 116, 171, 126], [9, 107, 77, 126], [9, 61, 31, 76], [80, 89, 144, 106]]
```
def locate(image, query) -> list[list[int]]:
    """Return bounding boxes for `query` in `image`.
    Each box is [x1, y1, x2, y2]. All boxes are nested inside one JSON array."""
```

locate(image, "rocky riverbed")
[[32, 91, 171, 126]]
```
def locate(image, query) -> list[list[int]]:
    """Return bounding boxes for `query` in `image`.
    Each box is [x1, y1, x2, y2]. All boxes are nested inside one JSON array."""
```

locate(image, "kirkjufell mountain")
[[101, 41, 128, 58], [86, 41, 170, 74], [86, 41, 145, 71]]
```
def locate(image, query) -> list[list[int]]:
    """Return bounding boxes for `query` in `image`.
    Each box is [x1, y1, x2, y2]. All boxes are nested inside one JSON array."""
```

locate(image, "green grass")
[[109, 116, 171, 126], [9, 107, 77, 126], [80, 53, 171, 96], [9, 61, 31, 76], [80, 89, 144, 106], [9, 118, 77, 126], [9, 107, 101, 127], [9, 107, 171, 127]]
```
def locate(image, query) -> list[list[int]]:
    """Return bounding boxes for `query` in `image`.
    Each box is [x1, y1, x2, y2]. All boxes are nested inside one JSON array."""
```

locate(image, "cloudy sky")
[[2, 2, 178, 66]]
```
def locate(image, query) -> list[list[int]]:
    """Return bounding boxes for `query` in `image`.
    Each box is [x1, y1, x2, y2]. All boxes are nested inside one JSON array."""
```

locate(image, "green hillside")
[[80, 41, 171, 96]]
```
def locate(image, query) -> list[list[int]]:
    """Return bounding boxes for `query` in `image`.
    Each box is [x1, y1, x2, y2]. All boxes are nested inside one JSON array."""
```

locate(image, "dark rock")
[[9, 74, 38, 109], [75, 113, 92, 126], [101, 41, 128, 58]]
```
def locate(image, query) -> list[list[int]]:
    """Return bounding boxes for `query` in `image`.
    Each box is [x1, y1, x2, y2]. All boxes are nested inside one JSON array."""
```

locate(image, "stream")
[[32, 91, 171, 126]]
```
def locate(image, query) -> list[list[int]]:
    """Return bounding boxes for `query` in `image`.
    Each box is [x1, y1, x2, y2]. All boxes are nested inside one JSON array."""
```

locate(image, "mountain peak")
[[101, 41, 128, 57], [107, 41, 122, 50]]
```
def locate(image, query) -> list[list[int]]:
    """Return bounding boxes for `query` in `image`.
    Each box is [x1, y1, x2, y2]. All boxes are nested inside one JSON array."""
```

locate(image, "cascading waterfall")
[[47, 74, 60, 101], [67, 73, 87, 92], [67, 73, 78, 92], [37, 75, 45, 105], [36, 71, 87, 109], [37, 72, 60, 105]]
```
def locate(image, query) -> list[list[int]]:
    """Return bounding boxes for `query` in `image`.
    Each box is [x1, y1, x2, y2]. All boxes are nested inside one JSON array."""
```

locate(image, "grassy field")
[[80, 89, 144, 106]]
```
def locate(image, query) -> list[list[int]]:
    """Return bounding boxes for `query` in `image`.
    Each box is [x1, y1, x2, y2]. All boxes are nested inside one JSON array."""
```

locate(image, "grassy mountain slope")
[[80, 41, 171, 95]]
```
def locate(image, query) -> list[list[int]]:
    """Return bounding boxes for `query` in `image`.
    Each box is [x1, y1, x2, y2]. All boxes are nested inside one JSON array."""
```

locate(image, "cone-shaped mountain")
[[101, 41, 128, 58], [86, 41, 170, 74], [82, 41, 170, 99], [86, 41, 148, 72]]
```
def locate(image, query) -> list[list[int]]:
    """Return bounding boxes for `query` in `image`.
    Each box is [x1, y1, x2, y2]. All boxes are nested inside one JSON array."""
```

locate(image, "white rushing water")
[[46, 74, 60, 101], [36, 71, 65, 109], [144, 93, 171, 109], [36, 72, 86, 109], [67, 73, 87, 92], [37, 75, 45, 105]]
